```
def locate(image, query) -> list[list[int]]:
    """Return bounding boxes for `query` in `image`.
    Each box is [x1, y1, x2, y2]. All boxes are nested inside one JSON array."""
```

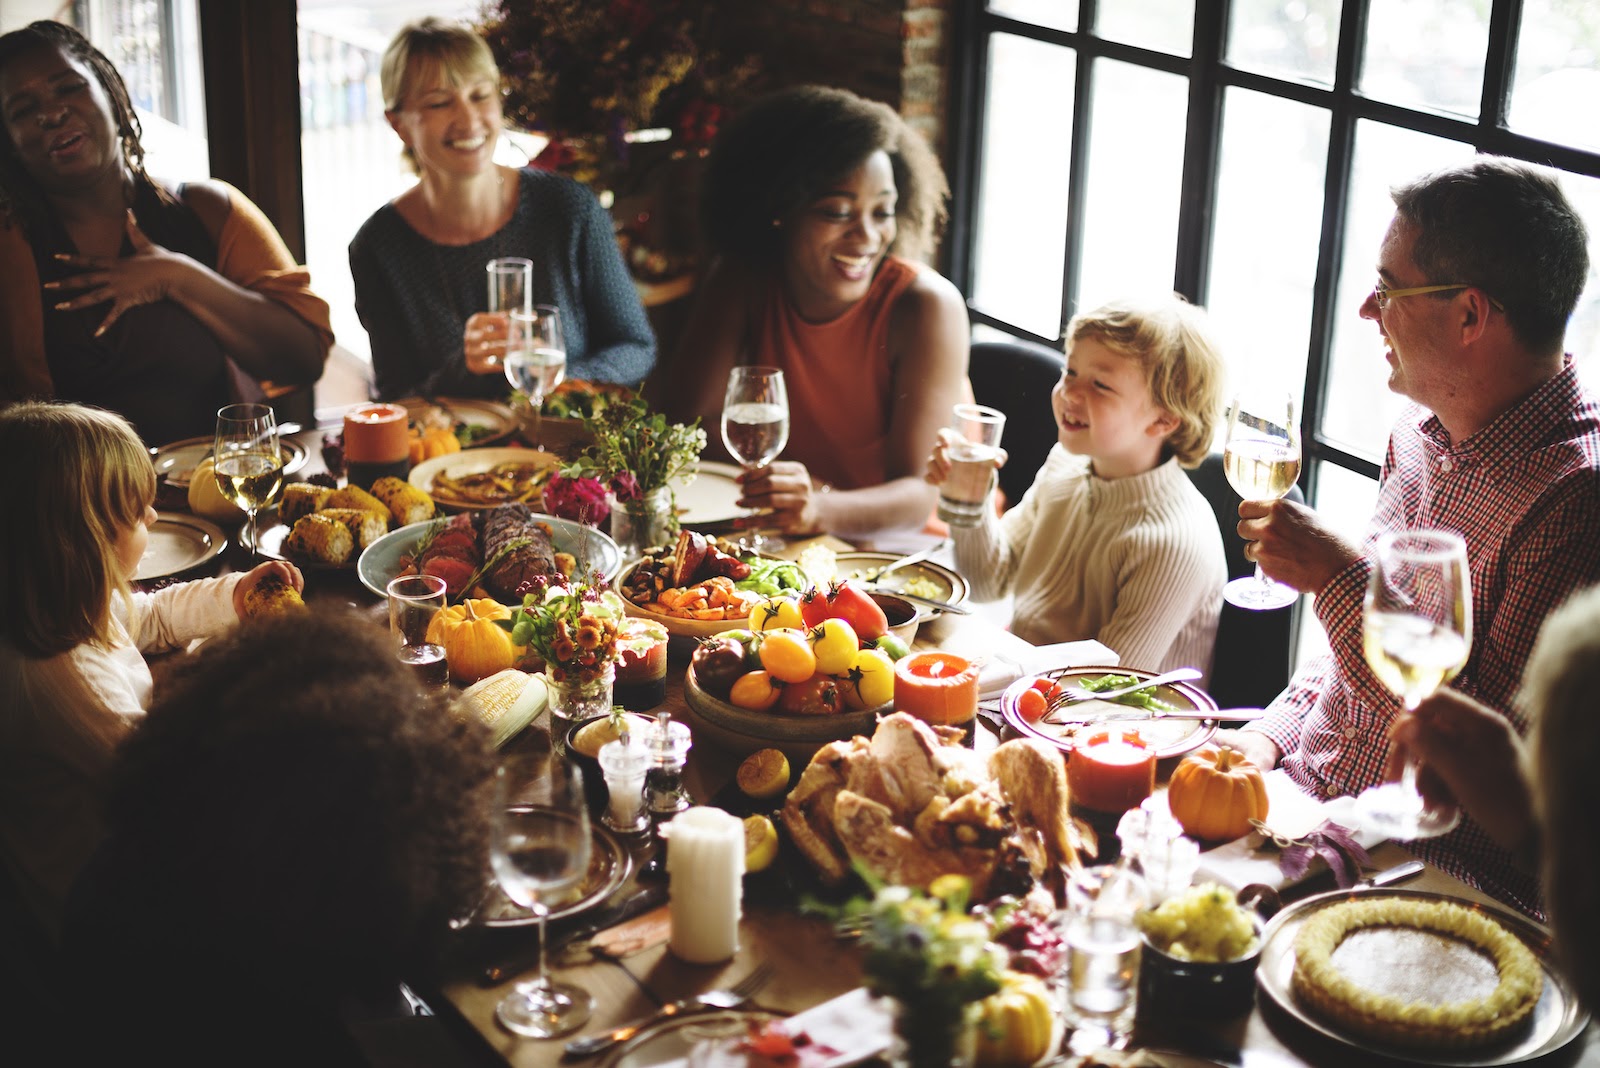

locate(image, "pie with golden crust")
[[1291, 897, 1543, 1049]]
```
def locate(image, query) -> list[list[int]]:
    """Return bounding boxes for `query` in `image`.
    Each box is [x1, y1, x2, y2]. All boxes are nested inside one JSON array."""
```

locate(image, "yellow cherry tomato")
[[841, 647, 896, 710], [750, 596, 805, 632], [808, 617, 859, 676], [758, 628, 817, 683], [728, 670, 782, 711]]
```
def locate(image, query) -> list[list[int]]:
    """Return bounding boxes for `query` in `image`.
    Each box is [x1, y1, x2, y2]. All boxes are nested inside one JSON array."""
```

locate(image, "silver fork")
[[562, 961, 777, 1058], [1040, 667, 1202, 722]]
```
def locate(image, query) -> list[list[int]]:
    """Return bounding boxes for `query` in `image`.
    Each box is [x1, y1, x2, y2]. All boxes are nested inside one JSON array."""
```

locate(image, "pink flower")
[[610, 470, 641, 502], [542, 474, 611, 526]]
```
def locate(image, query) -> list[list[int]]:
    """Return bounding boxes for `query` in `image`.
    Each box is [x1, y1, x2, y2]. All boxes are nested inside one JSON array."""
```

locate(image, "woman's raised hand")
[[736, 460, 823, 535], [463, 311, 509, 374], [45, 211, 198, 337]]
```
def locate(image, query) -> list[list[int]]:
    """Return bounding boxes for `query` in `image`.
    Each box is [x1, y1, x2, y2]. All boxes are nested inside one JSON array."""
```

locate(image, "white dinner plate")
[[1000, 665, 1218, 759], [408, 446, 562, 510], [673, 461, 745, 526], [134, 513, 227, 582], [151, 436, 307, 489]]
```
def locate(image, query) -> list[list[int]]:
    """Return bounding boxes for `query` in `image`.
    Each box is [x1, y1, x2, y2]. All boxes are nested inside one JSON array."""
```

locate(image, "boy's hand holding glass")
[[934, 403, 1007, 526]]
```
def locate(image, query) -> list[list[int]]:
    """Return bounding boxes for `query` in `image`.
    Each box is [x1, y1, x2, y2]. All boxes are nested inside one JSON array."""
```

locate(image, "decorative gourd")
[[974, 972, 1056, 1068], [425, 598, 514, 683], [186, 457, 246, 522], [1167, 744, 1269, 842], [408, 426, 461, 465]]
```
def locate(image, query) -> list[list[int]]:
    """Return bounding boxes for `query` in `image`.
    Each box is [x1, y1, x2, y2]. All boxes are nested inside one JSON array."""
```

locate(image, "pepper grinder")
[[645, 711, 692, 822]]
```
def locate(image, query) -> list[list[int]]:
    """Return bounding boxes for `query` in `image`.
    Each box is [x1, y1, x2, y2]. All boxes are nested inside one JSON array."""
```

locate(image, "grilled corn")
[[324, 485, 389, 523], [371, 476, 435, 527], [317, 507, 387, 550], [283, 512, 354, 565], [279, 482, 332, 525], [242, 573, 305, 618]]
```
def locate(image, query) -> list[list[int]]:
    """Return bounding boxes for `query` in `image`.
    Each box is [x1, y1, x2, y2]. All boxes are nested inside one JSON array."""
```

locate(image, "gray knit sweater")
[[952, 446, 1226, 680]]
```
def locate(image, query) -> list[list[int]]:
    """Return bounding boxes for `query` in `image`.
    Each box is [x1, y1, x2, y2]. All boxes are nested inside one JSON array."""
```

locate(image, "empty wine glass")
[[213, 403, 283, 556], [1221, 392, 1301, 610], [1353, 530, 1471, 839], [491, 759, 594, 1037], [506, 305, 566, 445], [721, 366, 790, 553]]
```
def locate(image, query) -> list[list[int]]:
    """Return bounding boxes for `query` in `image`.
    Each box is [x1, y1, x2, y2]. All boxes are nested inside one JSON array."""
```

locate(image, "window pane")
[[1297, 460, 1383, 669], [970, 34, 1074, 340], [1322, 122, 1472, 461], [1510, 0, 1600, 153], [987, 0, 1078, 33], [1226, 0, 1341, 88], [1207, 89, 1330, 405], [1553, 169, 1600, 396], [1076, 59, 1186, 313], [1095, 0, 1193, 58], [1361, 0, 1487, 119]]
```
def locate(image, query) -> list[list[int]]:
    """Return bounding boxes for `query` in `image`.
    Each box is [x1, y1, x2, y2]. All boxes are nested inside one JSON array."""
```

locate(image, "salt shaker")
[[645, 712, 692, 821], [664, 806, 744, 963], [598, 732, 651, 834]]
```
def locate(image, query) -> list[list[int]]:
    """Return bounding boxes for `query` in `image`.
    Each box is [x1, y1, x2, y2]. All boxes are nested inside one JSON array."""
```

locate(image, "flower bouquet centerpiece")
[[504, 577, 628, 731], [563, 396, 705, 558]]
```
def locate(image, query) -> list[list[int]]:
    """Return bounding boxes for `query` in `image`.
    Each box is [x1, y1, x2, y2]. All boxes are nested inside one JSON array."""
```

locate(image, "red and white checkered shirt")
[[1253, 363, 1600, 919]]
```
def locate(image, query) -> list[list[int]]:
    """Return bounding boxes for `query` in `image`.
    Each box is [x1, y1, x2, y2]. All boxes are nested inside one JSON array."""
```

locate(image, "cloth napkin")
[[1192, 769, 1385, 892], [973, 640, 1117, 700]]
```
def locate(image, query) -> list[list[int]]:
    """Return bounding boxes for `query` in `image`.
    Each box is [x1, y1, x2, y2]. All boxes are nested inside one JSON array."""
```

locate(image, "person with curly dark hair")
[[60, 609, 496, 1064], [0, 20, 333, 445], [661, 85, 970, 540]]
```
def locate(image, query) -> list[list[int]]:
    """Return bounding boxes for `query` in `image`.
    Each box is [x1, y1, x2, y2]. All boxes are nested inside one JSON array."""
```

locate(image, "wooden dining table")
[[205, 426, 1599, 1068]]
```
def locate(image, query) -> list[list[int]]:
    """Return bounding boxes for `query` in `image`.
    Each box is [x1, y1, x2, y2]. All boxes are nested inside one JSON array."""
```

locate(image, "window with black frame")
[[949, 0, 1600, 658]]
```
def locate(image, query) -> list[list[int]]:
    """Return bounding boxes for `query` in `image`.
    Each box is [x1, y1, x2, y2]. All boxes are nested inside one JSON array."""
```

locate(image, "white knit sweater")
[[952, 446, 1225, 679]]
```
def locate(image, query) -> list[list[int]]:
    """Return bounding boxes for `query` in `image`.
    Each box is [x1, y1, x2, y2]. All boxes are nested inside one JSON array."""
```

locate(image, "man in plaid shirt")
[[1225, 158, 1600, 918]]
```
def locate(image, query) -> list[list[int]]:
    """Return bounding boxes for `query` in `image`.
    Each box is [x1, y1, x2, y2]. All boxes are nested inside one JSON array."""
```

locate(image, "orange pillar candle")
[[343, 403, 410, 487], [1068, 728, 1156, 813], [894, 652, 980, 730]]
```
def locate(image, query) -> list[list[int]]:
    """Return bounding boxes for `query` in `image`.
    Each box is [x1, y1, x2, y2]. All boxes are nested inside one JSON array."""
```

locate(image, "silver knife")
[[1359, 859, 1426, 888], [1052, 706, 1267, 724]]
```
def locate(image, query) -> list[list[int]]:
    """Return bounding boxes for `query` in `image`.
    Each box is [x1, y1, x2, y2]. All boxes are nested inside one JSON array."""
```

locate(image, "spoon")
[[857, 538, 952, 582]]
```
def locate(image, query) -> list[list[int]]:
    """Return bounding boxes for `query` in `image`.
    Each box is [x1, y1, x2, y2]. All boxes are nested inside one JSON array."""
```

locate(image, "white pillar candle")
[[665, 806, 744, 963]]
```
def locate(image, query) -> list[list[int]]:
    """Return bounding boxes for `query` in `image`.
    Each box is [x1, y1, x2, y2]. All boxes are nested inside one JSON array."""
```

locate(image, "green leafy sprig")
[[564, 396, 705, 501]]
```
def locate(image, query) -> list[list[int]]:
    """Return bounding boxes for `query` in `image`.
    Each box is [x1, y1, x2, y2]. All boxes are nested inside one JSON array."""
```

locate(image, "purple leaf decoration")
[[1277, 821, 1372, 889]]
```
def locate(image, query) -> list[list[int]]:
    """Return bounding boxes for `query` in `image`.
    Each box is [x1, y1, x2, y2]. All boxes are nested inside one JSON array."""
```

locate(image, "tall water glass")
[[1221, 392, 1301, 610], [213, 402, 283, 555], [937, 403, 1006, 526], [492, 761, 595, 1037], [721, 366, 790, 553], [1353, 530, 1471, 839], [1059, 864, 1147, 1054], [506, 305, 566, 443], [387, 575, 449, 695], [486, 257, 534, 319]]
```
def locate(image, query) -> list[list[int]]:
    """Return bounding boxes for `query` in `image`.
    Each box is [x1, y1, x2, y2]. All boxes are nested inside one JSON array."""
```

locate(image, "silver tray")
[[1257, 887, 1589, 1065], [151, 435, 307, 489], [483, 820, 631, 928]]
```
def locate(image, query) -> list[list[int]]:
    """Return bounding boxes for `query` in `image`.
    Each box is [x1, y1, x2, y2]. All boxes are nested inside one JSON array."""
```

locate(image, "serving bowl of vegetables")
[[1135, 882, 1265, 1018], [614, 530, 810, 639]]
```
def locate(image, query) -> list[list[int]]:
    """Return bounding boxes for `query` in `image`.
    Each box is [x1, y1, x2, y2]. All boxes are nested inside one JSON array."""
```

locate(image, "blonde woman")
[[350, 17, 654, 401], [0, 402, 298, 935]]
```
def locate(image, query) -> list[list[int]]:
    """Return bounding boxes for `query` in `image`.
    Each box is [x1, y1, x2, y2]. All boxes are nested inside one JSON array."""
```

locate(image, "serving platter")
[[151, 435, 307, 489], [1256, 887, 1588, 1065], [408, 446, 562, 511], [356, 513, 623, 599], [481, 819, 631, 928], [832, 551, 969, 612], [389, 395, 517, 448], [134, 513, 226, 582], [1000, 665, 1218, 759]]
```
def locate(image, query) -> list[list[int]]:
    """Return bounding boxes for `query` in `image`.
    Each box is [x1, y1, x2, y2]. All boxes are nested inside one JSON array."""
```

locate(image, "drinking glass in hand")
[[1221, 393, 1301, 610], [936, 403, 1006, 526], [213, 402, 283, 555], [1353, 530, 1471, 839], [492, 760, 595, 1038], [386, 575, 449, 695], [721, 366, 790, 553], [486, 257, 534, 319], [506, 305, 566, 444]]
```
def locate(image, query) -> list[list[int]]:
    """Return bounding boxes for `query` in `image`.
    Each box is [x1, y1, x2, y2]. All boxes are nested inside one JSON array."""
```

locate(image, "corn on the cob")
[[325, 485, 389, 524], [370, 476, 435, 527], [317, 507, 388, 550], [278, 482, 332, 525], [283, 512, 354, 565], [457, 669, 542, 749], [242, 573, 305, 618]]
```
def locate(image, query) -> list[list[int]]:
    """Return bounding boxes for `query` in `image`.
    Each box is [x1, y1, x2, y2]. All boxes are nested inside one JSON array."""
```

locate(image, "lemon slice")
[[736, 748, 791, 800], [744, 814, 779, 873]]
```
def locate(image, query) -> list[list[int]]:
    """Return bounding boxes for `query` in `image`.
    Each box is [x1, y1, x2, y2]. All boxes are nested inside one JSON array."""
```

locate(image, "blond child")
[[928, 295, 1227, 677], [0, 401, 301, 935]]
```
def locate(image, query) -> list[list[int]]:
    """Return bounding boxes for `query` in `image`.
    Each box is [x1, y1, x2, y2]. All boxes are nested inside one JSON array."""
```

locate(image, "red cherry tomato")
[[1017, 687, 1048, 723], [823, 580, 889, 642], [1030, 676, 1063, 701]]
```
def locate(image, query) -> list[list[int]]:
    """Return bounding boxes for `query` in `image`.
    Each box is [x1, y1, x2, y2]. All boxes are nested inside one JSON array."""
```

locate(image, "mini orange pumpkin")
[[1166, 744, 1269, 842], [425, 598, 515, 683], [408, 426, 461, 466]]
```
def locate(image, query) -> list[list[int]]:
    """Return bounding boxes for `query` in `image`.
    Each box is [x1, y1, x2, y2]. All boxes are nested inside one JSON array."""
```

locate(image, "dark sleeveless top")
[[31, 182, 233, 445]]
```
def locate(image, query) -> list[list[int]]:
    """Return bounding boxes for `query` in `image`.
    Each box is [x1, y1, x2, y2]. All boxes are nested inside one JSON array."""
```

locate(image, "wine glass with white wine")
[[721, 366, 790, 553], [1221, 393, 1301, 610], [505, 305, 566, 446], [1352, 530, 1471, 839], [491, 759, 595, 1037], [213, 403, 283, 556]]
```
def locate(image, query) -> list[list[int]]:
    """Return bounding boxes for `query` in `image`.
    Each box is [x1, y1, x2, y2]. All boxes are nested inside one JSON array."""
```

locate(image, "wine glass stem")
[[244, 509, 257, 556], [532, 899, 552, 993], [1253, 562, 1273, 589]]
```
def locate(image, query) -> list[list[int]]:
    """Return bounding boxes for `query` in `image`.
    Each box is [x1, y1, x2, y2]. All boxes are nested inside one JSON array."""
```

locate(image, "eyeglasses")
[[1374, 278, 1505, 312]]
